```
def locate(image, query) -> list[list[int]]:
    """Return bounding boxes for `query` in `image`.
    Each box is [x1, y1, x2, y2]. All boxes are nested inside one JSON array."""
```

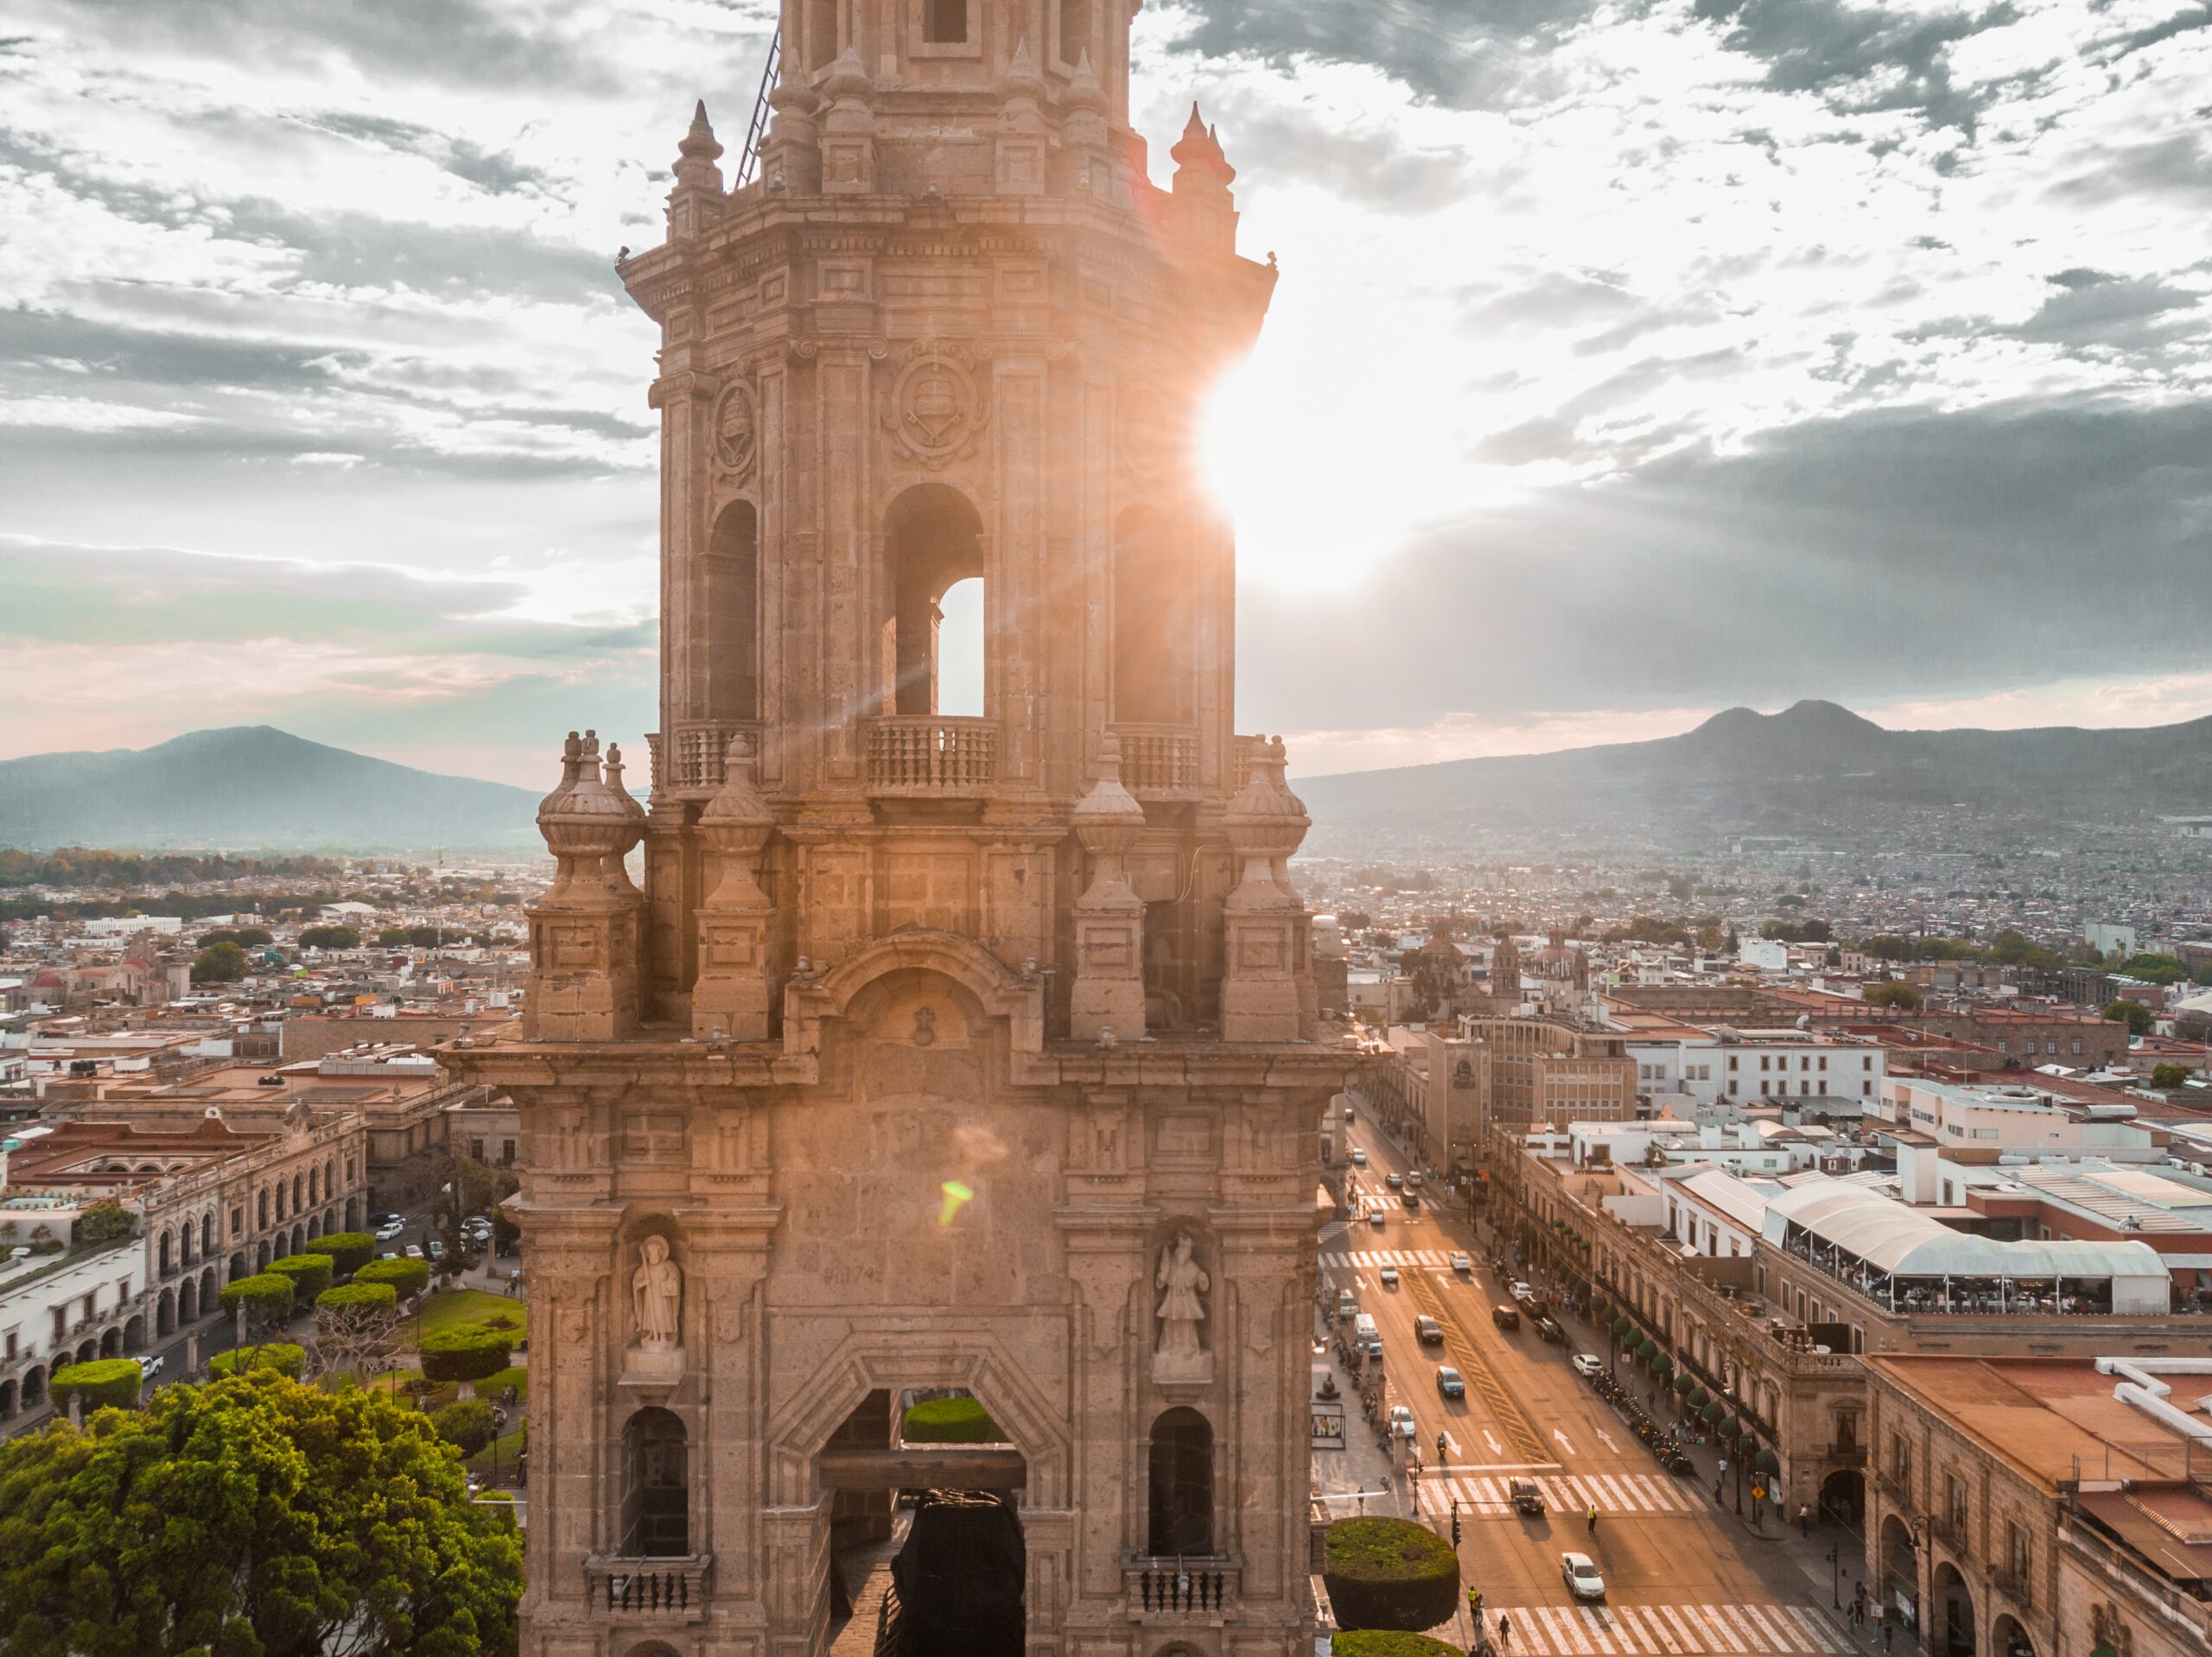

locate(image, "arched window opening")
[[936, 578, 983, 716], [621, 1408, 690, 1558], [1147, 1406, 1214, 1556], [883, 485, 985, 717], [706, 500, 760, 722], [1114, 509, 1192, 727], [807, 0, 838, 72], [1056, 0, 1092, 68]]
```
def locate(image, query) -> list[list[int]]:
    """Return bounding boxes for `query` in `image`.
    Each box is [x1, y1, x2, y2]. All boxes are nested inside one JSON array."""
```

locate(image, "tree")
[[1865, 982, 1922, 1011], [190, 941, 247, 984], [268, 1253, 334, 1301], [2103, 1000, 2153, 1038], [298, 924, 360, 950], [2151, 1063, 2190, 1089], [314, 1283, 400, 1383], [75, 1199, 137, 1243], [419, 1326, 514, 1393], [208, 1343, 305, 1380], [356, 1257, 431, 1300], [49, 1360, 143, 1413], [377, 928, 410, 947], [2120, 953, 2188, 986], [219, 1273, 296, 1346], [0, 1369, 522, 1655], [432, 1399, 496, 1457], [307, 1230, 378, 1277], [1321, 1517, 1460, 1634]]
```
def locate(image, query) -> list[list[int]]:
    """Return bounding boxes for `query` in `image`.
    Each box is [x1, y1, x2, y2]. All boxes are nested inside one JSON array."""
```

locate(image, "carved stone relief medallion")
[[714, 378, 758, 480], [886, 339, 988, 468]]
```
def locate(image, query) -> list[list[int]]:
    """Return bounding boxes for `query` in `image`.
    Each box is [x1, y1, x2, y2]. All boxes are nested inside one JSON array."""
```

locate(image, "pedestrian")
[[1586, 1503, 1598, 1536], [1498, 1611, 1512, 1652], [1798, 1502, 1810, 1536], [1881, 1610, 1895, 1650]]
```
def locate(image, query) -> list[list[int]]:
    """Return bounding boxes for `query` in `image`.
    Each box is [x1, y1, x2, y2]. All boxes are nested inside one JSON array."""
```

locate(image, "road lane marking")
[[1484, 1429, 1504, 1455], [1595, 1426, 1619, 1451], [1739, 1604, 1798, 1651], [1553, 1427, 1576, 1455], [1656, 1606, 1704, 1653]]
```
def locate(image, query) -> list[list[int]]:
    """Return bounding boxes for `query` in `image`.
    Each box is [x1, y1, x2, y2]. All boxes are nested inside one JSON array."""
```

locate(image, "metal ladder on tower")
[[735, 26, 781, 187]]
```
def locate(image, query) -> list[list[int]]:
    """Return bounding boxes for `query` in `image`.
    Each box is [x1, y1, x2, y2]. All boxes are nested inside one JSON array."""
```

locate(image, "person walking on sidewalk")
[[1798, 1501, 1811, 1536]]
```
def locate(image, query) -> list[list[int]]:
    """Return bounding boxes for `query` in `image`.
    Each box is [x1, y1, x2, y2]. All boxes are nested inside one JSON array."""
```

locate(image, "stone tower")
[[445, 3, 1351, 1652]]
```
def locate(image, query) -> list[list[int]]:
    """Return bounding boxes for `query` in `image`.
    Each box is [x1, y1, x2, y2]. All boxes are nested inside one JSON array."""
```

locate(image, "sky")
[[1, 0, 2208, 786]]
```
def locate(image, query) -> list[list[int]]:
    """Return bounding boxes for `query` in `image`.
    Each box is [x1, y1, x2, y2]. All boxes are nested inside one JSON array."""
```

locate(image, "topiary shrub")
[[433, 1397, 497, 1457], [307, 1231, 377, 1277], [902, 1395, 1007, 1444], [355, 1257, 431, 1299], [51, 1358, 143, 1413], [1321, 1517, 1460, 1634], [316, 1281, 398, 1312], [208, 1343, 306, 1380], [267, 1254, 334, 1300], [219, 1273, 296, 1332], [419, 1324, 514, 1386], [1332, 1633, 1463, 1657]]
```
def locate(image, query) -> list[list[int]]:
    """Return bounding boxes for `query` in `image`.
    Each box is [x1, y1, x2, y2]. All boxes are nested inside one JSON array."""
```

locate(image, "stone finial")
[[676, 99, 724, 181], [537, 728, 645, 897], [1072, 731, 1147, 859], [1172, 102, 1234, 187], [1005, 34, 1045, 97], [1066, 48, 1105, 111], [693, 731, 777, 1040], [1069, 733, 1148, 1040], [1224, 734, 1308, 867]]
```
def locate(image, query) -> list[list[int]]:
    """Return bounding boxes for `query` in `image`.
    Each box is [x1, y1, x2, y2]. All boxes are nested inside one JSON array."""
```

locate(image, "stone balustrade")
[[582, 1554, 711, 1619], [1111, 721, 1199, 797], [1125, 1557, 1237, 1620], [651, 721, 764, 792], [865, 715, 998, 795]]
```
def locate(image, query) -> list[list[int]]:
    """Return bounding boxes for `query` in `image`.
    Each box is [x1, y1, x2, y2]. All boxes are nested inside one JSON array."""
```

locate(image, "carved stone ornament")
[[632, 1234, 683, 1350], [1153, 1228, 1211, 1385], [714, 378, 757, 479], [885, 339, 989, 468]]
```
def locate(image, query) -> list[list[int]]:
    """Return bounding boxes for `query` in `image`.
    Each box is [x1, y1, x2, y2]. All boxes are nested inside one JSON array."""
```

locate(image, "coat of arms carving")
[[885, 339, 988, 467], [714, 378, 758, 480]]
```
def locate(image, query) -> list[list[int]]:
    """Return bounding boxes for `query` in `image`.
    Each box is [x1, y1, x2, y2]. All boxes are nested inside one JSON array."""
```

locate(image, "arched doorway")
[[1880, 1514, 1920, 1630], [157, 1288, 177, 1337], [124, 1313, 147, 1353], [1991, 1613, 2034, 1657], [230, 1251, 248, 1283], [620, 1407, 690, 1558], [99, 1327, 121, 1359], [883, 484, 984, 717], [1932, 1559, 1975, 1657], [200, 1265, 219, 1310], [159, 1229, 175, 1276], [21, 1367, 45, 1410], [77, 1338, 98, 1364], [179, 1276, 199, 1324], [1821, 1468, 1865, 1528], [0, 1378, 15, 1419], [1147, 1407, 1216, 1556]]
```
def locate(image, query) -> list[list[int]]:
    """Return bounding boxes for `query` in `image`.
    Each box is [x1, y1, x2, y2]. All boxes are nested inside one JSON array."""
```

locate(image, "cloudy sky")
[[1, 0, 2207, 785]]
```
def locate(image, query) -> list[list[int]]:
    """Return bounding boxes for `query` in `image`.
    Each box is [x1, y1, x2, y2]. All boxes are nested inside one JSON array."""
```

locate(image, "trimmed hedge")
[[209, 1343, 306, 1380], [1321, 1518, 1460, 1634], [307, 1231, 378, 1276], [433, 1398, 497, 1457], [317, 1281, 398, 1311], [1332, 1635, 1462, 1657], [355, 1257, 431, 1299], [419, 1324, 514, 1385], [219, 1273, 296, 1320], [267, 1254, 334, 1300], [51, 1358, 143, 1413], [902, 1395, 1006, 1444]]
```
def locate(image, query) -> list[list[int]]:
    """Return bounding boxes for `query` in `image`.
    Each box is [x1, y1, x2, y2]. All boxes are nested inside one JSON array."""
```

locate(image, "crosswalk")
[[1419, 1470, 1698, 1517], [1470, 1603, 1851, 1655], [1322, 1248, 1466, 1269]]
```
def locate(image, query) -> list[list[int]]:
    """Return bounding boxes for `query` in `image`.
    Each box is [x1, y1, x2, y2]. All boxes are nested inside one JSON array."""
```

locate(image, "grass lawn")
[[412, 1289, 528, 1343], [481, 1364, 529, 1402], [467, 1425, 527, 1482]]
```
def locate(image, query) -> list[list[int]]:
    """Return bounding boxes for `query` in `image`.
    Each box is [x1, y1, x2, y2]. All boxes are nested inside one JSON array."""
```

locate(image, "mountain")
[[1294, 700, 2212, 849], [0, 727, 543, 853]]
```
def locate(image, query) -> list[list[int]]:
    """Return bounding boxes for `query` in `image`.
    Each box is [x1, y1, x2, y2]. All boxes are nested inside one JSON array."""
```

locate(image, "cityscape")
[[3, 5, 2210, 1657]]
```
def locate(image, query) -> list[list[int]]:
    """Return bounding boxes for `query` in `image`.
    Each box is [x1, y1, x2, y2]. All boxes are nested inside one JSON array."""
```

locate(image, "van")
[[1338, 1291, 1359, 1323], [1354, 1313, 1380, 1344]]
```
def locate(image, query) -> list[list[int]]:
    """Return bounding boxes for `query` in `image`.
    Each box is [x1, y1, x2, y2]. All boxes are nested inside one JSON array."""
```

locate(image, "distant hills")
[[1294, 700, 2212, 849], [0, 727, 541, 854]]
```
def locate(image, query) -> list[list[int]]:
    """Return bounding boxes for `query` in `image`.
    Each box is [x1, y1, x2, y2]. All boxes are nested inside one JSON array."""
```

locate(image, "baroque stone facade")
[[442, 4, 1351, 1652]]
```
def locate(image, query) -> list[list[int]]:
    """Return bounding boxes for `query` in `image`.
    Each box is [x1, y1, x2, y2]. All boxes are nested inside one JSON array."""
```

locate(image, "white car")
[[1379, 1266, 1400, 1288], [1561, 1552, 1605, 1602], [1350, 1149, 1367, 1167], [375, 1222, 404, 1241], [1510, 1281, 1534, 1303], [404, 1244, 425, 1260], [1449, 1253, 1472, 1274], [135, 1354, 163, 1379], [1571, 1353, 1605, 1379], [1388, 1405, 1417, 1441]]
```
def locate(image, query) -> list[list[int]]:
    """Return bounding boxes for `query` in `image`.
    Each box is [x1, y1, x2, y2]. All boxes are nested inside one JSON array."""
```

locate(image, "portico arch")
[[1991, 1613, 2034, 1657], [1880, 1513, 1919, 1628], [1932, 1559, 1974, 1657]]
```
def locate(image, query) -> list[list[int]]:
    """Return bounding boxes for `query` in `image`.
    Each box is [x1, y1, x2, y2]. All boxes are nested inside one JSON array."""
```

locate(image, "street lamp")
[[1828, 1542, 1841, 1609]]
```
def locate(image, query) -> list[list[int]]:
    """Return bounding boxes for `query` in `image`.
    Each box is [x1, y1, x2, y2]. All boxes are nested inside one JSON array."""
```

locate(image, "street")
[[1319, 1101, 1866, 1655]]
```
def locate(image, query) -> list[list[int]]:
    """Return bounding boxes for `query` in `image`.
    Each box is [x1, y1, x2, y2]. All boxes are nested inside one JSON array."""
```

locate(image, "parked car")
[[1510, 1477, 1545, 1514], [135, 1354, 163, 1380], [404, 1244, 424, 1260], [426, 1240, 446, 1261], [1338, 1291, 1359, 1323], [1363, 1336, 1384, 1363], [1510, 1281, 1534, 1303], [1534, 1314, 1567, 1343], [1571, 1353, 1605, 1379], [1414, 1315, 1443, 1346], [1560, 1552, 1605, 1602], [375, 1222, 404, 1241], [1449, 1253, 1472, 1274], [1350, 1148, 1367, 1167], [1385, 1172, 1403, 1191], [1491, 1304, 1520, 1330], [1435, 1365, 1465, 1399], [367, 1211, 402, 1230]]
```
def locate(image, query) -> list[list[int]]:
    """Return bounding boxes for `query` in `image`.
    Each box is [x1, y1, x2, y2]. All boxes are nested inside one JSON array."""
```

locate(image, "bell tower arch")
[[446, 4, 1353, 1653]]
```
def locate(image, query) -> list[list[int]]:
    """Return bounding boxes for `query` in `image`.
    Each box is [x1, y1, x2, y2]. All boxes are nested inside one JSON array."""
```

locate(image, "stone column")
[[1057, 1209, 1150, 1616], [693, 733, 779, 1040], [679, 1207, 779, 1617], [514, 1210, 618, 1634], [1069, 734, 1147, 1041], [1213, 1213, 1310, 1641], [1219, 737, 1313, 1043]]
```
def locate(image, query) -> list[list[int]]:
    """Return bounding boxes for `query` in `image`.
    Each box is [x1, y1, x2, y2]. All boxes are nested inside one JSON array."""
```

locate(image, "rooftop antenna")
[[735, 26, 782, 186]]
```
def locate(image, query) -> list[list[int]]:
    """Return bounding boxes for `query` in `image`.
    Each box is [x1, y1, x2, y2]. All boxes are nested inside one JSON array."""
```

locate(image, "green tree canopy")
[[355, 1257, 431, 1299], [307, 1231, 378, 1276], [377, 927, 410, 947], [0, 1369, 521, 1655], [1322, 1517, 1459, 1633], [1865, 982, 1923, 1011], [2103, 1000, 2153, 1037], [298, 924, 360, 950], [75, 1199, 137, 1242], [207, 1344, 305, 1380], [2151, 1063, 2190, 1089], [902, 1395, 1005, 1444], [267, 1254, 334, 1300], [418, 1325, 514, 1387], [432, 1399, 497, 1457], [2120, 953, 2188, 986], [218, 1273, 296, 1338], [49, 1360, 143, 1413], [190, 941, 248, 984], [1332, 1634, 1462, 1656], [317, 1281, 397, 1313]]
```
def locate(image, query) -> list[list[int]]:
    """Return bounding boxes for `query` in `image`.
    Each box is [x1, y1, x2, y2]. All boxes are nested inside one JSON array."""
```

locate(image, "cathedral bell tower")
[[445, 3, 1352, 1652]]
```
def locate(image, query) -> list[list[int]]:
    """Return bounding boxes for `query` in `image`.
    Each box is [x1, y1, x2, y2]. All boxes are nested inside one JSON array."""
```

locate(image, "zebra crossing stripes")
[[1482, 1603, 1850, 1656], [1321, 1248, 1458, 1269], [1418, 1470, 1696, 1516]]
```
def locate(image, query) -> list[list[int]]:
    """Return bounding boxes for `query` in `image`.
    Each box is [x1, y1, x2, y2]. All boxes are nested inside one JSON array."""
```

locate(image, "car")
[[1368, 1209, 1385, 1230], [1344, 1107, 1356, 1123], [1388, 1405, 1416, 1440], [367, 1211, 402, 1229], [1338, 1292, 1359, 1323], [1350, 1149, 1367, 1167], [1405, 1171, 1423, 1190], [404, 1244, 424, 1259], [1402, 1191, 1420, 1212], [427, 1240, 446, 1260], [135, 1354, 163, 1380], [1385, 1172, 1403, 1190], [1561, 1552, 1605, 1602], [1379, 1266, 1400, 1288], [1435, 1364, 1465, 1399], [1363, 1336, 1385, 1363], [1534, 1314, 1566, 1343], [1571, 1353, 1605, 1379], [1510, 1281, 1534, 1303], [1414, 1315, 1443, 1345], [1510, 1477, 1545, 1514], [1449, 1253, 1472, 1274], [378, 1248, 401, 1260], [1491, 1304, 1520, 1329]]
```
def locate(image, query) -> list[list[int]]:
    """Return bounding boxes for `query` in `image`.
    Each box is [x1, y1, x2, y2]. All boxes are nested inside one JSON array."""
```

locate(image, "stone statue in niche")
[[632, 1235, 683, 1349], [1153, 1229, 1211, 1383]]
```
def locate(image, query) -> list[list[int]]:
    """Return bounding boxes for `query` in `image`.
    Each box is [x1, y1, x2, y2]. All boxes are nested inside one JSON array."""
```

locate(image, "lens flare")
[[938, 1180, 974, 1226]]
